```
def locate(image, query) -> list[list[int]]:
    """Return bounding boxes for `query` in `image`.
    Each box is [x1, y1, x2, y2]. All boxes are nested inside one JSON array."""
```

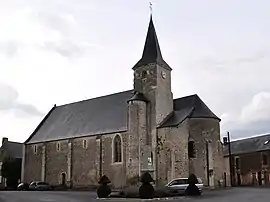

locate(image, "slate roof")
[[161, 94, 220, 127], [223, 134, 270, 156], [25, 90, 134, 144], [133, 15, 171, 71], [25, 91, 220, 144], [0, 141, 23, 159]]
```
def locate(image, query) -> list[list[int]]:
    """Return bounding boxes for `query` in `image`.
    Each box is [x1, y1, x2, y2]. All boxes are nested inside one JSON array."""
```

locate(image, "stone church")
[[22, 16, 224, 189]]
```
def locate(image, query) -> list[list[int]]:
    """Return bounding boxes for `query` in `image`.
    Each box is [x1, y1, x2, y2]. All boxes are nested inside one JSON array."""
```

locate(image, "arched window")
[[33, 145, 37, 154], [188, 141, 195, 158], [56, 142, 61, 151], [83, 139, 87, 149], [113, 135, 122, 163]]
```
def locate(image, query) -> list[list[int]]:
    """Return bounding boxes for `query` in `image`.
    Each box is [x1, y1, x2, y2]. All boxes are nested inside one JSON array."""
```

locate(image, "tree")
[[1, 156, 21, 189]]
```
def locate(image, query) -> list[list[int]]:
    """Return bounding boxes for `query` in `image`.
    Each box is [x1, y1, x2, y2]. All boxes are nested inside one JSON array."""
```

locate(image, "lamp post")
[[223, 132, 234, 187]]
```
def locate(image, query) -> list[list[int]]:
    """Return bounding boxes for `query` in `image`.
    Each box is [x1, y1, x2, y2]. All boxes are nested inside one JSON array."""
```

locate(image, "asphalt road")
[[0, 187, 269, 202], [0, 191, 97, 202]]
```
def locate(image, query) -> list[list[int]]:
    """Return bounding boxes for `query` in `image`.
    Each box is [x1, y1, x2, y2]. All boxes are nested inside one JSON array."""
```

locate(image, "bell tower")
[[133, 15, 173, 126], [126, 15, 173, 184]]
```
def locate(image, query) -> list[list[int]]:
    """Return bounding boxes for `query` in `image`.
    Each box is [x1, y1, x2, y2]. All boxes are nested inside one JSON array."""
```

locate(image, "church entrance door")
[[61, 172, 66, 186]]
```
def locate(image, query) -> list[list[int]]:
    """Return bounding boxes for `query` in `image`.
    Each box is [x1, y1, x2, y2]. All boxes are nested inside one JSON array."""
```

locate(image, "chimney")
[[223, 137, 228, 145], [2, 137, 8, 145]]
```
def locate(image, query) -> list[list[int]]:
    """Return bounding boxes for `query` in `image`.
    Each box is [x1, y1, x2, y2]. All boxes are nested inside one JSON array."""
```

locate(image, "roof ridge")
[[173, 94, 198, 101], [57, 89, 133, 108], [6, 141, 23, 144], [24, 105, 57, 144], [231, 133, 270, 143]]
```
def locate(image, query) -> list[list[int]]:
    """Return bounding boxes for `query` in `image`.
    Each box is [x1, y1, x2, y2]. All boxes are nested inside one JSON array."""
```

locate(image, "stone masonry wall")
[[24, 144, 42, 183], [156, 120, 189, 187], [72, 136, 98, 187], [24, 131, 127, 189], [223, 156, 231, 186], [126, 101, 143, 184], [188, 118, 224, 187], [102, 132, 127, 189], [45, 140, 68, 185], [133, 63, 174, 183]]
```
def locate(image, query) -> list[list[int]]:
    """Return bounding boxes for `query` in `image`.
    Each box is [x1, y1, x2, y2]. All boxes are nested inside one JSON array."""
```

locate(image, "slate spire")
[[133, 15, 171, 70]]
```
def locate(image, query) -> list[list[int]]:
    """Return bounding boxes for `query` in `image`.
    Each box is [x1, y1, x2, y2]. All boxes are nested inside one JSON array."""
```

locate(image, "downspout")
[[99, 135, 103, 178], [21, 144, 26, 182], [206, 141, 210, 186]]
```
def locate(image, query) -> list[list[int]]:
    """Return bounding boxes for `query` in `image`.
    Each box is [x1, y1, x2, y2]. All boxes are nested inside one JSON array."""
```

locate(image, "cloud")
[[240, 92, 270, 124], [41, 41, 83, 58], [39, 40, 99, 58], [0, 82, 43, 117], [0, 82, 18, 109], [35, 11, 76, 35], [0, 40, 19, 57], [221, 92, 270, 140]]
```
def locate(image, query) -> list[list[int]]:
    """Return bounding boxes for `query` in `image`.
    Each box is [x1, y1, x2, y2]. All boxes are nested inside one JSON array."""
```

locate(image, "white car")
[[165, 177, 204, 195]]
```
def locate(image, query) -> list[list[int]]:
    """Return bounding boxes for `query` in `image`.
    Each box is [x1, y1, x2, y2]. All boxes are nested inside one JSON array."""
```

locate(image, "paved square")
[[0, 188, 269, 202]]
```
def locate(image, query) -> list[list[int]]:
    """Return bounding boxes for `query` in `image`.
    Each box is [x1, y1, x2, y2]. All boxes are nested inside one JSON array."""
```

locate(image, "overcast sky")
[[1, 0, 270, 143]]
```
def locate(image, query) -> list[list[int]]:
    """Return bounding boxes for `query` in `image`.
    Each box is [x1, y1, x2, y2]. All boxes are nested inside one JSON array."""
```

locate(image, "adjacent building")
[[224, 134, 270, 186], [0, 137, 23, 187], [22, 16, 224, 189]]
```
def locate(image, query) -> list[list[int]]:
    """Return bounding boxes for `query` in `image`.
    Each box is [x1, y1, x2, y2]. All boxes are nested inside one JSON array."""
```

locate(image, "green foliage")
[[139, 183, 154, 199], [97, 184, 111, 198], [97, 175, 111, 198], [185, 174, 201, 196], [1, 157, 21, 188], [187, 174, 198, 185], [98, 175, 111, 185], [139, 172, 155, 198], [140, 172, 154, 183]]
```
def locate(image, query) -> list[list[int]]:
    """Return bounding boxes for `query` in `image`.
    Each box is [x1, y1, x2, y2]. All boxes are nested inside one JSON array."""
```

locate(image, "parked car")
[[29, 181, 52, 191], [17, 182, 29, 191], [165, 177, 204, 195]]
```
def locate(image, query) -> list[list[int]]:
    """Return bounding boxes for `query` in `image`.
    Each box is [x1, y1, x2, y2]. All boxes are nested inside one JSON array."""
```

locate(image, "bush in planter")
[[139, 172, 155, 199], [185, 174, 201, 196], [97, 175, 111, 198]]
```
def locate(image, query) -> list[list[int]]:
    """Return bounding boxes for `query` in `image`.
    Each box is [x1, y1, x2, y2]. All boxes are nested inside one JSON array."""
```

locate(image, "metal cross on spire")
[[149, 2, 153, 15]]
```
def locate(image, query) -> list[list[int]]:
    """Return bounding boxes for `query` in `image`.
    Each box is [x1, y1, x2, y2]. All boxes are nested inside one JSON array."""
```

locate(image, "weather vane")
[[149, 2, 153, 14]]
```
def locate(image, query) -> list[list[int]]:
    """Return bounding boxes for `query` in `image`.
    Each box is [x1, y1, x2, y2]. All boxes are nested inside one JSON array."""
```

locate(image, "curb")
[[96, 196, 189, 201]]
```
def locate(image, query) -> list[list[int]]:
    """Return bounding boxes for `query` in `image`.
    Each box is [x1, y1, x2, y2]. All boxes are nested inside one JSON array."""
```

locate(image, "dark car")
[[29, 181, 52, 191], [17, 182, 29, 191]]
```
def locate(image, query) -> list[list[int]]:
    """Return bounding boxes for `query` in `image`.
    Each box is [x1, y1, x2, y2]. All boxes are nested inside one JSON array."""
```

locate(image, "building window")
[[33, 145, 37, 154], [83, 139, 87, 149], [56, 142, 61, 151], [148, 152, 153, 165], [113, 134, 122, 163], [262, 154, 268, 165], [235, 157, 240, 169], [141, 70, 147, 78], [188, 141, 195, 158]]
